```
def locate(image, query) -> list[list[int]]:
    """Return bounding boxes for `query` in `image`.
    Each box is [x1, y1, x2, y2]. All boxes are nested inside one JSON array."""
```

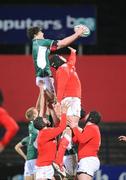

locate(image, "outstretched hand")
[[118, 135, 126, 142], [74, 25, 85, 37], [68, 46, 76, 53], [67, 116, 79, 129], [61, 101, 70, 114], [53, 101, 70, 119]]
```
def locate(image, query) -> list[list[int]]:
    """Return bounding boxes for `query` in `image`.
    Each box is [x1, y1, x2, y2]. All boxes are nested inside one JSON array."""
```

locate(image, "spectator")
[[0, 90, 19, 152], [15, 136, 37, 180], [118, 135, 126, 142]]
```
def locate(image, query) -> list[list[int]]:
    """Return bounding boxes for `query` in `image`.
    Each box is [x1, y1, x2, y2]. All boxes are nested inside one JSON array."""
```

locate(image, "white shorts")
[[61, 97, 81, 117], [63, 154, 78, 176], [35, 165, 54, 179], [36, 76, 55, 94], [24, 159, 36, 176], [77, 156, 100, 177]]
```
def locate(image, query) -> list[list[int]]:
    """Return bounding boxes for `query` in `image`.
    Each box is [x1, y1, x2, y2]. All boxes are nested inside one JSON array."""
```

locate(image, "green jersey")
[[32, 39, 55, 78], [21, 121, 38, 160]]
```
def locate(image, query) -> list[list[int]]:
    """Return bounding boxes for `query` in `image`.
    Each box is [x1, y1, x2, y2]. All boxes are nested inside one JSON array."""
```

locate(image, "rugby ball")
[[74, 24, 90, 37]]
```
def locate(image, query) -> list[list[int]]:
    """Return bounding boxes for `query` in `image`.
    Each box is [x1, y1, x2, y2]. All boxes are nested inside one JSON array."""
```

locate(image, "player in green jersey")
[[15, 135, 38, 180], [15, 86, 44, 180]]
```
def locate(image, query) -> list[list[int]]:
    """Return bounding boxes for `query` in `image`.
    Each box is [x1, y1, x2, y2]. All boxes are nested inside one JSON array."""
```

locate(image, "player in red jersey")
[[49, 47, 82, 177], [33, 103, 69, 180], [68, 111, 101, 180], [0, 90, 19, 152], [50, 46, 81, 106]]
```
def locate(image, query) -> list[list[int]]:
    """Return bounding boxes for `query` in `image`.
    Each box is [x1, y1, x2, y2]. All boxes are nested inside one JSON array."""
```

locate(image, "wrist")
[[72, 126, 78, 130], [75, 32, 81, 38]]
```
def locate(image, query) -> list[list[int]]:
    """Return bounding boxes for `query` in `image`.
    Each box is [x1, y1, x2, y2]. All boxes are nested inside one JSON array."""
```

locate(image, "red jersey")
[[56, 51, 81, 102], [36, 113, 67, 166], [0, 107, 19, 146], [73, 124, 101, 161]]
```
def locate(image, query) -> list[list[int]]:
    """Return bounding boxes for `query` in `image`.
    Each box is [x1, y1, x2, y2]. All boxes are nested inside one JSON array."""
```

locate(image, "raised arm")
[[67, 119, 94, 143], [72, 126, 94, 144], [56, 68, 69, 103], [67, 46, 77, 66], [42, 103, 69, 140], [35, 85, 45, 117], [57, 26, 85, 49]]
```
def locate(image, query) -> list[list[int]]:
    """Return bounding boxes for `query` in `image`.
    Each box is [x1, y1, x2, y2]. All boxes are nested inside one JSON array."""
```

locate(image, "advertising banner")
[[0, 5, 96, 44], [94, 165, 126, 180], [0, 55, 126, 122]]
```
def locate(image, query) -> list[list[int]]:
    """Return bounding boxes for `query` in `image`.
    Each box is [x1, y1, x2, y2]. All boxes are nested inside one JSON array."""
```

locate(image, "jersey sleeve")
[[50, 40, 59, 51], [72, 126, 94, 144], [72, 135, 78, 144], [39, 39, 53, 47], [39, 39, 58, 52], [67, 50, 76, 66], [40, 113, 67, 141], [56, 67, 69, 102]]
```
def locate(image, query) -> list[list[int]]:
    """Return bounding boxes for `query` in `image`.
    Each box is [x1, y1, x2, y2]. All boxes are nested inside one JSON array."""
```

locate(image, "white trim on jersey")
[[37, 46, 47, 69]]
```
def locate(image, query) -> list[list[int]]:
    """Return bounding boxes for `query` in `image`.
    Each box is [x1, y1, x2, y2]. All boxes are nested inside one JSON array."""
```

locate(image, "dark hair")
[[49, 54, 66, 70], [0, 90, 4, 106], [80, 108, 86, 120], [86, 111, 101, 125], [27, 26, 41, 40], [33, 117, 46, 130]]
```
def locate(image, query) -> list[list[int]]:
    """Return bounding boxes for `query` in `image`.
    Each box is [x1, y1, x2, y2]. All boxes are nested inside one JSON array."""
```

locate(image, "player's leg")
[[77, 157, 100, 180], [24, 160, 34, 180], [63, 152, 78, 177], [55, 128, 72, 165], [36, 76, 56, 117], [53, 128, 72, 177], [42, 77, 56, 103]]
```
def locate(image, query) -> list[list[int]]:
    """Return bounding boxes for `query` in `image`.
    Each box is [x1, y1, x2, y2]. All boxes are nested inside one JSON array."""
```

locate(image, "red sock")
[[55, 137, 69, 167]]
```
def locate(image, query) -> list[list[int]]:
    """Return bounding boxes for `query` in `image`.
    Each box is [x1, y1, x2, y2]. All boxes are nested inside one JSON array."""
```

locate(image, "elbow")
[[14, 144, 19, 152], [57, 41, 66, 49]]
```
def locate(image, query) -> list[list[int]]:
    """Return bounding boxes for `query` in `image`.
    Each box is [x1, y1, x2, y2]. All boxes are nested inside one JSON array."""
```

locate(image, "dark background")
[[0, 0, 125, 55]]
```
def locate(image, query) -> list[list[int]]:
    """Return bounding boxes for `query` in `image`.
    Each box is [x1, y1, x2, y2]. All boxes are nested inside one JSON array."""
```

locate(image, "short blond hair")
[[25, 107, 37, 120]]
